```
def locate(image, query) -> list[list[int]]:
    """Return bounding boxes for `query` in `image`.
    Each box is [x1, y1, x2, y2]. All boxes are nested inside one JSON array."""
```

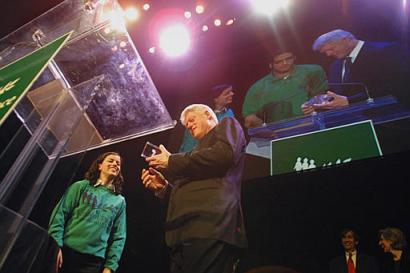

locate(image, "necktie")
[[342, 57, 352, 83], [347, 253, 356, 273]]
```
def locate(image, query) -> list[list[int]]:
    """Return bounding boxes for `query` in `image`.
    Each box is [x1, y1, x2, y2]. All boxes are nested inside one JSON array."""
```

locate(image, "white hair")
[[312, 29, 356, 51], [180, 104, 218, 127]]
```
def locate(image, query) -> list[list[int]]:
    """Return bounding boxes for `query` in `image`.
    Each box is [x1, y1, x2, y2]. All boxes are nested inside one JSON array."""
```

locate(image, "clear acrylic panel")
[[0, 0, 175, 157], [0, 204, 58, 273]]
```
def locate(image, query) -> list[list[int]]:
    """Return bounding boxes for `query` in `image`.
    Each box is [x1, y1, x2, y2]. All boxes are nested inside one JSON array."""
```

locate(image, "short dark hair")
[[270, 47, 295, 60], [85, 152, 124, 194], [379, 227, 407, 250], [340, 228, 360, 241], [268, 37, 297, 60], [211, 84, 232, 98]]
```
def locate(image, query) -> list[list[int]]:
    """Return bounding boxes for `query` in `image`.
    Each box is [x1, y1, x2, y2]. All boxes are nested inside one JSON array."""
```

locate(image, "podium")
[[246, 95, 410, 159], [0, 0, 174, 271]]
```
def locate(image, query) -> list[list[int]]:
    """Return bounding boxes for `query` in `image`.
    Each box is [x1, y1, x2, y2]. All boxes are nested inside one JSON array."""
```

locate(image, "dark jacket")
[[164, 117, 248, 248], [329, 252, 380, 273], [328, 41, 410, 105], [380, 250, 410, 273]]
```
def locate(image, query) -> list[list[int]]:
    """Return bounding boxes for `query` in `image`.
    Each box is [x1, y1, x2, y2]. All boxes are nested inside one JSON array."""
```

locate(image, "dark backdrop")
[[27, 134, 410, 273], [1, 0, 410, 272]]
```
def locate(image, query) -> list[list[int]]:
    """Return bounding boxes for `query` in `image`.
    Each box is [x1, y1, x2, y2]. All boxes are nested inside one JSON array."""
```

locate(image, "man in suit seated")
[[312, 29, 410, 110], [329, 228, 379, 273], [141, 104, 247, 273]]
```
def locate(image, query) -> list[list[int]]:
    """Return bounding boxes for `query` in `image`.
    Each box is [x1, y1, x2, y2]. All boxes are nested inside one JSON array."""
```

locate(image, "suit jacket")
[[328, 41, 410, 105], [164, 117, 247, 248], [380, 250, 410, 273], [329, 253, 380, 273]]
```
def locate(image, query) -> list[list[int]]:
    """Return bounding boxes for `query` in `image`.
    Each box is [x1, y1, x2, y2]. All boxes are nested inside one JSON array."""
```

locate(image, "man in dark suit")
[[312, 29, 410, 110], [141, 104, 247, 273], [329, 228, 379, 273]]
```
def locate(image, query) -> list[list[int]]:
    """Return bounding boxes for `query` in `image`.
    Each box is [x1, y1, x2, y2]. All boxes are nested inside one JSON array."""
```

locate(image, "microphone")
[[328, 82, 374, 104], [257, 101, 279, 126]]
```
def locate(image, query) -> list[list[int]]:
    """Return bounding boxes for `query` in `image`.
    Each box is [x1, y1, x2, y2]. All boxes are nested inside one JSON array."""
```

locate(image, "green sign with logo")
[[270, 120, 382, 175], [0, 31, 72, 125]]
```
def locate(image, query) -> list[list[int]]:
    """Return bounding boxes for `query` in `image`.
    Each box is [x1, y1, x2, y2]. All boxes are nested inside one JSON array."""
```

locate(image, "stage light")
[[184, 11, 192, 19], [148, 47, 156, 54], [125, 7, 139, 21], [104, 27, 112, 34], [159, 24, 191, 57], [214, 19, 222, 27], [226, 18, 235, 25], [143, 3, 150, 11], [250, 0, 289, 16], [195, 5, 205, 14], [202, 25, 209, 32], [84, 1, 95, 13], [103, 9, 126, 32]]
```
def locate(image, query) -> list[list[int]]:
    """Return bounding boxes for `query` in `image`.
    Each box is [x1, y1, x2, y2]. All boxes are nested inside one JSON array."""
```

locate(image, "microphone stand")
[[328, 82, 374, 104]]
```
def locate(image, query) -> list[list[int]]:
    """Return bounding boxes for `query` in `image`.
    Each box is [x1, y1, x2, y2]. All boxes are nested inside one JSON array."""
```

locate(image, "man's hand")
[[214, 86, 234, 111], [141, 167, 167, 191], [313, 91, 349, 110], [146, 145, 170, 169], [244, 114, 264, 128], [301, 103, 315, 115], [56, 248, 63, 272]]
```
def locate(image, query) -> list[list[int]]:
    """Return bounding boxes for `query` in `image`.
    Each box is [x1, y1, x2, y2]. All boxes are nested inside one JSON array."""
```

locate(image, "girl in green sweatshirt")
[[48, 152, 126, 273]]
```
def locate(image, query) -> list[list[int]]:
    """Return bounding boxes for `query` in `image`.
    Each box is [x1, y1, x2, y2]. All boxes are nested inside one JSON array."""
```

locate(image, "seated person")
[[179, 84, 235, 152], [242, 48, 328, 128]]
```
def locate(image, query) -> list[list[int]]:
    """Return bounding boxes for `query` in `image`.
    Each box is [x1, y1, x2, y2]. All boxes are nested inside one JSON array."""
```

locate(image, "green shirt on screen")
[[242, 64, 328, 123]]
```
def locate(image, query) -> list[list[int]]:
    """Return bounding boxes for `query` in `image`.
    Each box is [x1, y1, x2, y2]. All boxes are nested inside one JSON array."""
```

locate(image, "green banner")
[[0, 31, 73, 125], [270, 120, 382, 175]]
